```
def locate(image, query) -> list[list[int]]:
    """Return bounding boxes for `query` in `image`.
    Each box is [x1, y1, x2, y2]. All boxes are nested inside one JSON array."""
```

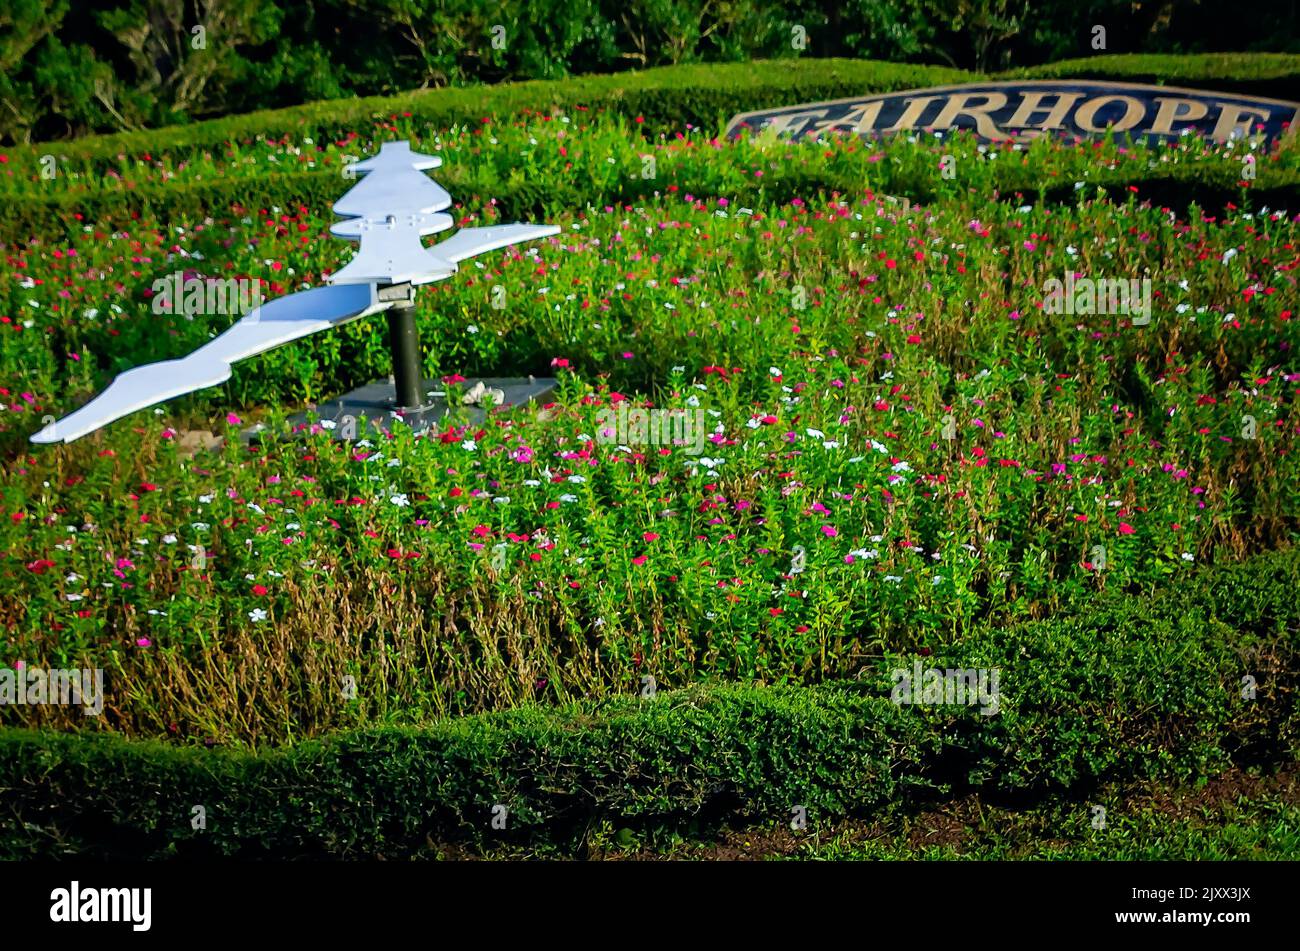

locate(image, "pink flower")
[[821, 525, 838, 537], [1118, 522, 1135, 535], [226, 413, 242, 425]]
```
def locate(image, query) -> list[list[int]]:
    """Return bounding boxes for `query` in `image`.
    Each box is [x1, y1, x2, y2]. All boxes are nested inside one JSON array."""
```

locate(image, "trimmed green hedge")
[[2, 547, 1295, 858], [3, 153, 1293, 247], [8, 59, 975, 168], [4, 142, 1297, 246], [3, 53, 1297, 242], [14, 53, 1299, 169], [1009, 53, 1300, 100]]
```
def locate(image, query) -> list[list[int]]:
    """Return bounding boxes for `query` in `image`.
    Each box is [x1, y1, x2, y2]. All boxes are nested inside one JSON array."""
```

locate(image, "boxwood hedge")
[[7, 59, 975, 169], [3, 53, 1296, 242], [15, 52, 1298, 169], [2, 547, 1295, 858], [1009, 52, 1300, 100]]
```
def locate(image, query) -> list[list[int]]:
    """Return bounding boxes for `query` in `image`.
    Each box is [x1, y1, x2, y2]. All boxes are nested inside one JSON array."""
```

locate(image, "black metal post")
[[386, 303, 423, 410]]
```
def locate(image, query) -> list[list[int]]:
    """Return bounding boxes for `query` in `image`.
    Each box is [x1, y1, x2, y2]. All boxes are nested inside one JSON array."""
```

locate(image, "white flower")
[[1181, 552, 1195, 562], [198, 494, 212, 504], [806, 428, 825, 439], [390, 494, 410, 507], [248, 608, 268, 623], [66, 593, 83, 602], [769, 367, 782, 377], [162, 534, 177, 544], [461, 439, 477, 451], [65, 573, 81, 583]]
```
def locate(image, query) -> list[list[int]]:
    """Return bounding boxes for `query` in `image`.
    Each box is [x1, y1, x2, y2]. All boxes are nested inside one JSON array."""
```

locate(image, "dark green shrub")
[[3, 548, 1296, 858]]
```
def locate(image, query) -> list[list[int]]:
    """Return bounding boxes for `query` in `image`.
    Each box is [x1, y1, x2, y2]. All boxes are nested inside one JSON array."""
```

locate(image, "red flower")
[[252, 584, 269, 596], [1118, 522, 1136, 535]]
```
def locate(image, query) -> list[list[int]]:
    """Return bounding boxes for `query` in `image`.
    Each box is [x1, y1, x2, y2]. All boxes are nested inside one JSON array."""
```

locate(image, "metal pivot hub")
[[378, 282, 424, 410]]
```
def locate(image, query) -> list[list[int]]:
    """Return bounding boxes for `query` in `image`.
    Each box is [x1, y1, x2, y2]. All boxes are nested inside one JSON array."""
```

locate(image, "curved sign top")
[[725, 80, 1299, 145]]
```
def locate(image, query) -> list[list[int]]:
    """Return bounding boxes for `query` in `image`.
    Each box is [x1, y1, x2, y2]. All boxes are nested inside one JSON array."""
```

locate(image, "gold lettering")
[[1006, 91, 1086, 130], [830, 100, 884, 135], [1149, 97, 1210, 135], [1075, 95, 1146, 133], [885, 96, 945, 132], [762, 109, 828, 138], [930, 92, 1011, 139], [1211, 103, 1274, 142]]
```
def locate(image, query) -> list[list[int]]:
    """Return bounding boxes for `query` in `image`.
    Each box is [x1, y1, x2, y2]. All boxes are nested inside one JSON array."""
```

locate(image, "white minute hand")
[[31, 283, 388, 444]]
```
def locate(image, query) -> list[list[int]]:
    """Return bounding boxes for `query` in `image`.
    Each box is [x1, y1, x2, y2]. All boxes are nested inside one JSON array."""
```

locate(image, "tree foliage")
[[2, 0, 1298, 143]]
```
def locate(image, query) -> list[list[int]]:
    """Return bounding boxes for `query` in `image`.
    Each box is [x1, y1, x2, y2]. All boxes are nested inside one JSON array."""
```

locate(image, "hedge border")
[[2, 53, 1297, 242], [2, 546, 1295, 859], [11, 52, 1299, 166], [7, 59, 976, 166]]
